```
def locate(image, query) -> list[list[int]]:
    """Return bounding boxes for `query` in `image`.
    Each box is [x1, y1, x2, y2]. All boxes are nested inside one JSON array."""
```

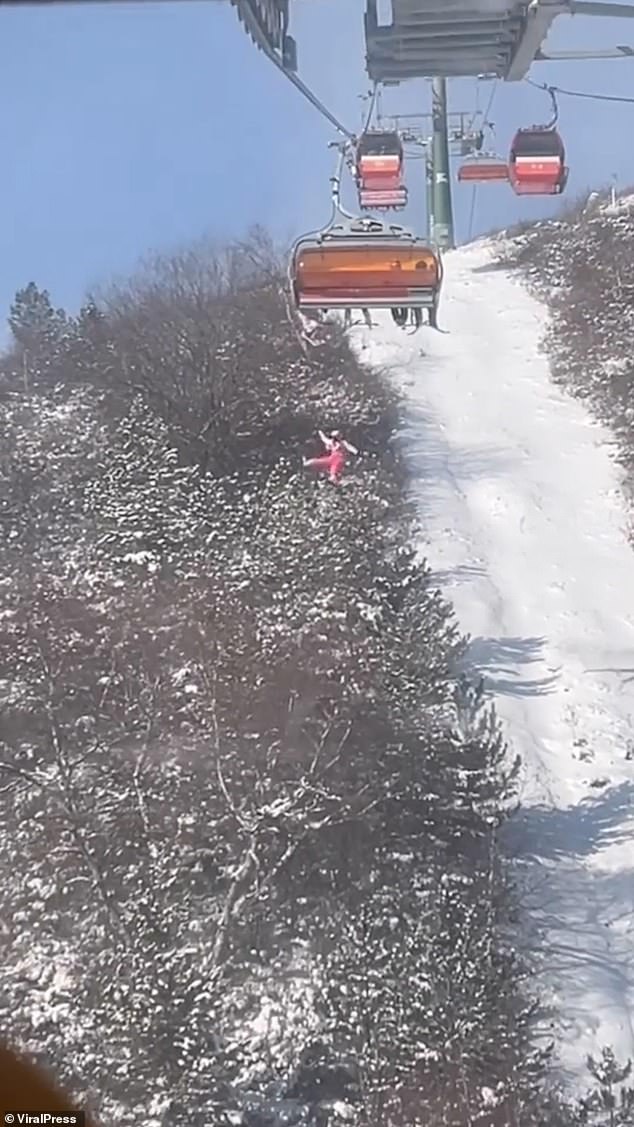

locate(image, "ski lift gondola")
[[508, 127, 568, 195], [457, 154, 510, 183], [289, 217, 442, 327], [507, 88, 568, 197], [354, 130, 408, 210]]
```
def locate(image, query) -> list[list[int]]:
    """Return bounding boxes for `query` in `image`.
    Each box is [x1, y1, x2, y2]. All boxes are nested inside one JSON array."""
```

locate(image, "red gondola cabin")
[[508, 128, 568, 196], [355, 131, 408, 210]]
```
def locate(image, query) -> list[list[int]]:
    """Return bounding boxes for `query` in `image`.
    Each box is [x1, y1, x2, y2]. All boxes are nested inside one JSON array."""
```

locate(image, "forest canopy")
[[0, 231, 620, 1127]]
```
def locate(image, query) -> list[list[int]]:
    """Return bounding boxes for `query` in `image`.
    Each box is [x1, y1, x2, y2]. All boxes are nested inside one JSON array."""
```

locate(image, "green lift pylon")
[[426, 152, 434, 243], [431, 77, 455, 250], [380, 102, 478, 245]]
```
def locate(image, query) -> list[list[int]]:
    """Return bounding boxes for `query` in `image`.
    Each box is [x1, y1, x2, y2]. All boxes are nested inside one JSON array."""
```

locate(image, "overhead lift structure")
[[3, 2, 634, 87], [4, 0, 634, 259], [364, 0, 634, 83]]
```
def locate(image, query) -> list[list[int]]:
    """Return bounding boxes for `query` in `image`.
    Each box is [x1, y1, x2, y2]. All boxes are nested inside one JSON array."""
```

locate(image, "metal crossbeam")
[[365, 0, 634, 82]]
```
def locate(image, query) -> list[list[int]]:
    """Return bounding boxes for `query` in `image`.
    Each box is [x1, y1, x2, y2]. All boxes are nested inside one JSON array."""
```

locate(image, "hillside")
[[1, 214, 633, 1126], [0, 237, 563, 1127], [498, 192, 634, 488]]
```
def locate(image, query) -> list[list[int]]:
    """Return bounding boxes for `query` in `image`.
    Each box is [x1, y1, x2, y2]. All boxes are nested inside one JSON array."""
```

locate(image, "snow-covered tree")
[[579, 1049, 634, 1127], [497, 194, 634, 488], [8, 282, 76, 385]]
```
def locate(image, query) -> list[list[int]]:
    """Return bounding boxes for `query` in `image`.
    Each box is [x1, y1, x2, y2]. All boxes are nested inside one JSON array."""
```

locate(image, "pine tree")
[[8, 282, 74, 382], [579, 1048, 634, 1127], [9, 282, 66, 350]]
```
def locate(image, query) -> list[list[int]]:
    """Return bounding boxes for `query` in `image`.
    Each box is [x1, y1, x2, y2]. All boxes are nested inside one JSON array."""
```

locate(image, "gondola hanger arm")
[[326, 145, 357, 226], [545, 85, 559, 129]]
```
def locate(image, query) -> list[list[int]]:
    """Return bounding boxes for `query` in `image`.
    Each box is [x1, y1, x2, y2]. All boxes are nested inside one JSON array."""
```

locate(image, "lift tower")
[[431, 78, 453, 249], [384, 103, 485, 249]]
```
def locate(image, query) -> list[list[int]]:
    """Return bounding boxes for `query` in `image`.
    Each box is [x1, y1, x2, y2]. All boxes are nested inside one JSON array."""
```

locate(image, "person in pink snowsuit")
[[303, 429, 359, 483]]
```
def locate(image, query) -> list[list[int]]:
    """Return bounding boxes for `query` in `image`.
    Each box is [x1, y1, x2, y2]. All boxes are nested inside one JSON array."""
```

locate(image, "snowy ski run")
[[349, 239, 634, 1090]]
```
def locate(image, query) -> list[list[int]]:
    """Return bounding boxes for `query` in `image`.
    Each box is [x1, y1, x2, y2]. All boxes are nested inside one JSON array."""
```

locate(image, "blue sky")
[[0, 0, 633, 333]]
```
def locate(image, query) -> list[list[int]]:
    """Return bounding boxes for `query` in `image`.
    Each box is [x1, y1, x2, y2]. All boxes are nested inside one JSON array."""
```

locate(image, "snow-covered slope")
[[349, 242, 634, 1089]]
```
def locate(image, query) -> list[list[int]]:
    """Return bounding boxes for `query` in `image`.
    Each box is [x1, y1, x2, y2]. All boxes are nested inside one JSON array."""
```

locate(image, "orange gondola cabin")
[[508, 127, 568, 196], [290, 220, 442, 319], [457, 154, 509, 184], [355, 131, 408, 210]]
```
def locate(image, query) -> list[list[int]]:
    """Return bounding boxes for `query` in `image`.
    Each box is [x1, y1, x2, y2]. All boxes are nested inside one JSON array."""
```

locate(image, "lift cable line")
[[262, 49, 356, 139], [230, 0, 356, 140], [466, 76, 480, 242], [467, 78, 499, 242], [525, 76, 634, 105]]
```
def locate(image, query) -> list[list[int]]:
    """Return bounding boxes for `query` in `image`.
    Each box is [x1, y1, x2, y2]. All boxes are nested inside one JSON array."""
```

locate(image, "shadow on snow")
[[505, 782, 634, 1084], [459, 633, 560, 698], [507, 779, 634, 864]]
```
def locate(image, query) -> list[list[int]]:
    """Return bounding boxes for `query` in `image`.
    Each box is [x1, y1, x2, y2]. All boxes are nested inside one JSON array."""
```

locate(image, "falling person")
[[303, 429, 359, 484]]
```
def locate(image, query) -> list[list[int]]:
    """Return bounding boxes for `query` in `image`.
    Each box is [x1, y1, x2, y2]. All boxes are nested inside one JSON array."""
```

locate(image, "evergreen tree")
[[9, 282, 67, 351], [8, 282, 74, 382], [579, 1049, 634, 1127]]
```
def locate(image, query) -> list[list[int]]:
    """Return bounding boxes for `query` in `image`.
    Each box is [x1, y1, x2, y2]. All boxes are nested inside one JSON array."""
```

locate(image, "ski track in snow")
[[349, 241, 634, 1089]]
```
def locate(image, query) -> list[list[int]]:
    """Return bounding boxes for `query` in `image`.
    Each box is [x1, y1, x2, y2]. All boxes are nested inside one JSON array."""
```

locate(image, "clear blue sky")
[[0, 0, 633, 334]]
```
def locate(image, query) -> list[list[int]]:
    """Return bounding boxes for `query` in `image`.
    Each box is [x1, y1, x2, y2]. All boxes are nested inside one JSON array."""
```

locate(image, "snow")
[[348, 240, 634, 1090]]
